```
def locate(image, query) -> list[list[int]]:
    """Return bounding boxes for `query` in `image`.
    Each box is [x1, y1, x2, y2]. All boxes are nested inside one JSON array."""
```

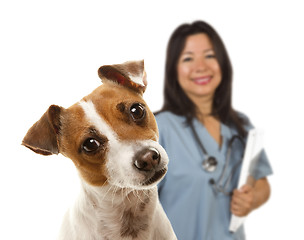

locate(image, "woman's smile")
[[192, 76, 212, 85]]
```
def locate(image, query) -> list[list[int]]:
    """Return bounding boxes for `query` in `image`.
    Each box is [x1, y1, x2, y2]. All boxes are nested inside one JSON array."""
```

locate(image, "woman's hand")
[[230, 178, 271, 217], [230, 185, 254, 216]]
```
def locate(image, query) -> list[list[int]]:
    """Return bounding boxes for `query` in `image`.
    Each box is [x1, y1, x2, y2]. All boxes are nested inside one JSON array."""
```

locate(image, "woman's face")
[[177, 33, 222, 102]]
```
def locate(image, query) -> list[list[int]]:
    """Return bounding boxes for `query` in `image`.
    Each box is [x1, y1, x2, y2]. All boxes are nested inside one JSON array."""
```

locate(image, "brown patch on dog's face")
[[82, 83, 158, 142], [58, 104, 109, 186]]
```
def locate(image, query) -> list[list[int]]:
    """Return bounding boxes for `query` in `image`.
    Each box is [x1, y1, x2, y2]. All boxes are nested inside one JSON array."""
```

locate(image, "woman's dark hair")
[[159, 20, 247, 137]]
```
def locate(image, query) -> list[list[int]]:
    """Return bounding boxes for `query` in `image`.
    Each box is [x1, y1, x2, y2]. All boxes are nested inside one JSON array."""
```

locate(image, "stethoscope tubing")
[[189, 121, 245, 195]]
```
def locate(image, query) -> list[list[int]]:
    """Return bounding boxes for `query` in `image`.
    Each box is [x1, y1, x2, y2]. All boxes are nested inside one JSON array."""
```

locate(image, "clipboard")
[[229, 128, 264, 232]]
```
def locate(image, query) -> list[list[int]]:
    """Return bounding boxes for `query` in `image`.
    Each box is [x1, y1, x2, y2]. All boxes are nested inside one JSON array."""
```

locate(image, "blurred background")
[[1, 0, 303, 239]]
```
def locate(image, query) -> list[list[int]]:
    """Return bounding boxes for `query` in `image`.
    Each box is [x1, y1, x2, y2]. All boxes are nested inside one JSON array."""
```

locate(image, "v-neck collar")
[[192, 118, 234, 154], [192, 118, 221, 152]]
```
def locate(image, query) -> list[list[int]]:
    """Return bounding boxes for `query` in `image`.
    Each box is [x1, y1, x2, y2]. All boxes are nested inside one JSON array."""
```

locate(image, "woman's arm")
[[230, 177, 271, 217]]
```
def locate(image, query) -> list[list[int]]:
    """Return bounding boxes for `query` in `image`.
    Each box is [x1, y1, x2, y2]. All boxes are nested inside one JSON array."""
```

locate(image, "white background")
[[1, 0, 303, 239]]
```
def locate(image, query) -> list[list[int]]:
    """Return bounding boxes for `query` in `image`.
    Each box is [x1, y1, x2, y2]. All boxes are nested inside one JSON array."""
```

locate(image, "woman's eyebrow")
[[204, 48, 214, 53], [182, 49, 214, 55], [181, 51, 194, 55]]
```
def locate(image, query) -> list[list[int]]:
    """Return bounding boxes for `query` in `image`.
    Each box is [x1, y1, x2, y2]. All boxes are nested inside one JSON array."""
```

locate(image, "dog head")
[[22, 60, 168, 190]]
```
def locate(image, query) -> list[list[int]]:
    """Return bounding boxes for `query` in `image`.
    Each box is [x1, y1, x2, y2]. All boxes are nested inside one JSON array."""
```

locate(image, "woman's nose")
[[194, 58, 207, 72]]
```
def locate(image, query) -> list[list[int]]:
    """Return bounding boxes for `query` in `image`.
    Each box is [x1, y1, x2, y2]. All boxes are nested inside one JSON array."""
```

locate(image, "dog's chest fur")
[[59, 183, 160, 240]]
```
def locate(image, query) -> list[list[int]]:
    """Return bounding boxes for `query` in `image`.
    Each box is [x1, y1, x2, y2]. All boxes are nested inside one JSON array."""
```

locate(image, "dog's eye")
[[82, 138, 101, 153], [130, 103, 146, 122]]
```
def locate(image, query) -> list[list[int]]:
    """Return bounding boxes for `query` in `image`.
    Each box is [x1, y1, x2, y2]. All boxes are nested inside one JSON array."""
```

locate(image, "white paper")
[[229, 129, 264, 232]]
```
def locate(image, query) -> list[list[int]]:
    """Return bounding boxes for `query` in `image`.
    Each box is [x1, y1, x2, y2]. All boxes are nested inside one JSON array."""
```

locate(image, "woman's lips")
[[192, 76, 212, 85]]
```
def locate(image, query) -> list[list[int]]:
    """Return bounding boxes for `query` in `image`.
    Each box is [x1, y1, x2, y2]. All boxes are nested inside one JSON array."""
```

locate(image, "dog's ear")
[[22, 105, 63, 156], [98, 60, 147, 95]]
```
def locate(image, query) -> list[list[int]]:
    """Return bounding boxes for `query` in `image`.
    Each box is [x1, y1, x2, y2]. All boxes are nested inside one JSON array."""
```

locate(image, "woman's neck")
[[189, 94, 214, 121], [189, 94, 222, 146]]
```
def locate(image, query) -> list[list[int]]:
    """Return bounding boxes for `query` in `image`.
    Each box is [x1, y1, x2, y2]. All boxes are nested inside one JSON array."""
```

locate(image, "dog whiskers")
[[134, 191, 140, 214], [101, 179, 109, 188], [121, 188, 125, 206], [136, 190, 145, 204], [112, 185, 119, 207], [143, 189, 151, 200], [101, 184, 113, 203], [125, 189, 131, 203]]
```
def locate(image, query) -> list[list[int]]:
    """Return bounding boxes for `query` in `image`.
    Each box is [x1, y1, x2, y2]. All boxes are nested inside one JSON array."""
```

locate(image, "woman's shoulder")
[[155, 111, 184, 123], [154, 111, 186, 130], [235, 111, 254, 130], [236, 111, 250, 122], [154, 111, 189, 144]]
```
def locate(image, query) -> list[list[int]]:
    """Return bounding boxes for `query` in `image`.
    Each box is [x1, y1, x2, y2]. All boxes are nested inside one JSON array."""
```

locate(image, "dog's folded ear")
[[22, 105, 63, 156], [98, 60, 147, 95]]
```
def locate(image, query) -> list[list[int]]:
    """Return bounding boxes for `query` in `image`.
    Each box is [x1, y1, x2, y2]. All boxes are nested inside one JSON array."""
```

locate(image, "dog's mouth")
[[142, 168, 167, 186]]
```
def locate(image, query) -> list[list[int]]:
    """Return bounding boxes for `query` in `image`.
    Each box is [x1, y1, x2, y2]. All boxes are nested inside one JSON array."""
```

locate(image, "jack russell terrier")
[[22, 60, 177, 240]]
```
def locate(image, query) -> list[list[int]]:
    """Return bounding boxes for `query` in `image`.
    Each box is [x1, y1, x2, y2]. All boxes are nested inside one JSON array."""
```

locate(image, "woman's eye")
[[206, 54, 216, 59], [182, 57, 193, 62], [130, 103, 146, 122], [82, 138, 101, 153]]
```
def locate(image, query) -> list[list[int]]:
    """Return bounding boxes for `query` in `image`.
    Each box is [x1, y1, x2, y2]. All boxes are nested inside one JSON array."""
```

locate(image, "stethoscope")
[[190, 121, 245, 196]]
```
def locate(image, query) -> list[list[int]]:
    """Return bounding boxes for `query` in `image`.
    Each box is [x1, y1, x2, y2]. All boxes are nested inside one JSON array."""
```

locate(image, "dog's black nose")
[[133, 148, 160, 171]]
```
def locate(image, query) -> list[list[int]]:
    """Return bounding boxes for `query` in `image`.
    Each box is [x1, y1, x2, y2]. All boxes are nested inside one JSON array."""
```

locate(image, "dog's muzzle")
[[134, 147, 160, 171], [133, 147, 167, 186]]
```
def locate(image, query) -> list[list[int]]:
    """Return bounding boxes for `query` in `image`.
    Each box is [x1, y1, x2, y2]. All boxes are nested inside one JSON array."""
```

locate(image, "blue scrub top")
[[156, 111, 273, 240]]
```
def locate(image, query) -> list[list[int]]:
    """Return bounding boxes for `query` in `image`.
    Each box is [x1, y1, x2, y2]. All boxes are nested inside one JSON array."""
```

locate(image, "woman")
[[156, 21, 273, 240]]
